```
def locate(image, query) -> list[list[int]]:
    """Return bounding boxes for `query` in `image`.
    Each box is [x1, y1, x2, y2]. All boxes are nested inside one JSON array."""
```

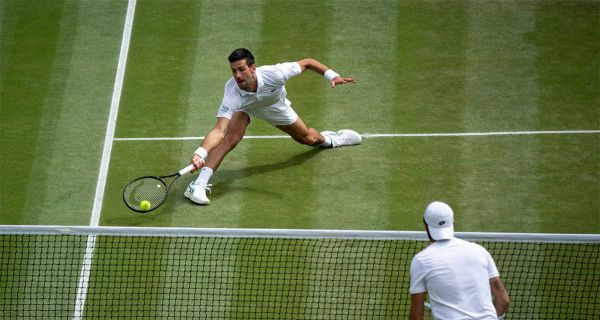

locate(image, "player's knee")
[[224, 131, 244, 148]]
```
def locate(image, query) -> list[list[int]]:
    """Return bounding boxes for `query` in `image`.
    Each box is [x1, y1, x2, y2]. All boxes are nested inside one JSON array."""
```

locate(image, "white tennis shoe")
[[184, 181, 211, 205], [321, 129, 362, 148]]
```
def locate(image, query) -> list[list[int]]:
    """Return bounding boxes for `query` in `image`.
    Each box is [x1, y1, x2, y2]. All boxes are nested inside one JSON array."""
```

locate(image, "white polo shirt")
[[410, 238, 500, 320], [217, 62, 302, 125]]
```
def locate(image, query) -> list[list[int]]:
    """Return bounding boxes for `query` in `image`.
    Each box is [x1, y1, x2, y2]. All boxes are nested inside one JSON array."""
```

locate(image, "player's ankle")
[[196, 167, 214, 185], [320, 135, 333, 148]]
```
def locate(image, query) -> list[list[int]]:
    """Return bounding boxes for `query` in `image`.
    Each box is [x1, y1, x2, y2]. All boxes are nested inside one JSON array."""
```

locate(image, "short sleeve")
[[275, 62, 302, 80], [409, 256, 427, 294], [216, 79, 240, 119], [259, 62, 302, 86], [484, 248, 500, 279]]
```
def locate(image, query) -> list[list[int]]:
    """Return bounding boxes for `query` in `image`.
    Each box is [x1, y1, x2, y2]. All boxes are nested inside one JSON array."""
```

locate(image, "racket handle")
[[179, 164, 196, 176]]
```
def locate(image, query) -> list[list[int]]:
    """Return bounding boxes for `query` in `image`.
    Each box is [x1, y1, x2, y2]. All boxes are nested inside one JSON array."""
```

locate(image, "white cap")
[[424, 201, 454, 240]]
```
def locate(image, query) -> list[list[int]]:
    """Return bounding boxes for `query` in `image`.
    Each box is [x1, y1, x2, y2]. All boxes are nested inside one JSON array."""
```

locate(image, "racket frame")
[[123, 164, 195, 213]]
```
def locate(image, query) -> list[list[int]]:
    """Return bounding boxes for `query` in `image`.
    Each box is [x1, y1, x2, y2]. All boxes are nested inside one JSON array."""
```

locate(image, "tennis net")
[[1, 226, 598, 319]]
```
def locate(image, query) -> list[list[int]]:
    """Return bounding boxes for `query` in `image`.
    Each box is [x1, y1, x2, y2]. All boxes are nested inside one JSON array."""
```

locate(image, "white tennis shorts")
[[239, 98, 299, 126]]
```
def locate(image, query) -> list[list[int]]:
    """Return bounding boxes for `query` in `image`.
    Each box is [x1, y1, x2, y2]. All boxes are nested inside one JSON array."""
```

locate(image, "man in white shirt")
[[185, 48, 362, 205], [409, 201, 510, 320]]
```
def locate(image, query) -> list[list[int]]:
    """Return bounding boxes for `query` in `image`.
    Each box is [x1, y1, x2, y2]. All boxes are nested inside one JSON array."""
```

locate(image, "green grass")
[[0, 0, 126, 225], [1, 0, 599, 317], [1, 0, 598, 231], [102, 133, 599, 233]]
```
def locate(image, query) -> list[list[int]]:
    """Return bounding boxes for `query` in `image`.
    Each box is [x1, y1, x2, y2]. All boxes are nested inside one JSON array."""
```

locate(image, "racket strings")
[[123, 177, 168, 210]]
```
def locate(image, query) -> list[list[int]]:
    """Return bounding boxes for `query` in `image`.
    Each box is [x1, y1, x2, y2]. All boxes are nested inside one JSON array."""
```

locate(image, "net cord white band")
[[1, 225, 598, 243]]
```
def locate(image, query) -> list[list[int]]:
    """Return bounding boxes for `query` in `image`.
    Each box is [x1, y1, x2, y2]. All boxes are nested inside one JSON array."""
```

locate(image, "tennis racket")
[[123, 164, 195, 213]]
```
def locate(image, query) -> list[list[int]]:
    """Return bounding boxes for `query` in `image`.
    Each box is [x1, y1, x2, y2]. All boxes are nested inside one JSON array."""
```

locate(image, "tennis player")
[[185, 48, 362, 205], [409, 201, 510, 320]]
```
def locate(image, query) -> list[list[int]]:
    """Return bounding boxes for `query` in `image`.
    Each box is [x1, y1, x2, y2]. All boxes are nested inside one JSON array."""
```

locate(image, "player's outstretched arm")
[[191, 117, 229, 170], [297, 58, 356, 88]]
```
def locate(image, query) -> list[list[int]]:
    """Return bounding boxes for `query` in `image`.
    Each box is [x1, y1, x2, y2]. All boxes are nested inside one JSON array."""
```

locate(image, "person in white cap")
[[409, 201, 510, 320]]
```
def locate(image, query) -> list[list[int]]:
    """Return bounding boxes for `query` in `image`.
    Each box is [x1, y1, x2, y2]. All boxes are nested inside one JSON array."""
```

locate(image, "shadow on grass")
[[202, 147, 325, 200]]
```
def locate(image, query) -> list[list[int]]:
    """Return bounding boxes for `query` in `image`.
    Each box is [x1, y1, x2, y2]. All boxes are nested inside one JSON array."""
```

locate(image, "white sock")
[[195, 167, 213, 186], [320, 135, 333, 148]]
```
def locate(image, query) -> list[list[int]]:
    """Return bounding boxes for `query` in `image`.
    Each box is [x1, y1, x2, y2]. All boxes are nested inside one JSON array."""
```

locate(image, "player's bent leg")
[[186, 112, 250, 205], [276, 117, 324, 146], [277, 118, 362, 148], [205, 111, 250, 170]]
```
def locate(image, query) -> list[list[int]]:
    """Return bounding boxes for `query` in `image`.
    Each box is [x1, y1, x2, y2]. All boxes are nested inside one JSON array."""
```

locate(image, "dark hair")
[[228, 48, 255, 66]]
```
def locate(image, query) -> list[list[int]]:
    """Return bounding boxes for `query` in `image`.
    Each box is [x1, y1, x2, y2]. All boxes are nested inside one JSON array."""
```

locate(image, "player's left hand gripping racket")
[[123, 164, 195, 213]]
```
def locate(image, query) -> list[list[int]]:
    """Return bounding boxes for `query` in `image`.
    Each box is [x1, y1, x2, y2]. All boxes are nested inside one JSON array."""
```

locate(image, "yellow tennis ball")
[[139, 200, 151, 211]]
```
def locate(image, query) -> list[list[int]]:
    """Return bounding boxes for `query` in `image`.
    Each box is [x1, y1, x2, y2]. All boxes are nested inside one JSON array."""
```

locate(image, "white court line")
[[113, 130, 600, 141], [74, 1, 137, 319], [362, 130, 600, 137], [90, 0, 136, 227]]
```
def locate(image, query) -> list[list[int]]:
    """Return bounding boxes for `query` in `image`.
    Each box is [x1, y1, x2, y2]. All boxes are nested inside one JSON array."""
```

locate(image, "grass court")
[[0, 0, 599, 318]]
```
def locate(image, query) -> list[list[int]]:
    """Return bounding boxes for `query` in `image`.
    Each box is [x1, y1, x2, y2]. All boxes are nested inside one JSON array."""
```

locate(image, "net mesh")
[[1, 228, 598, 319]]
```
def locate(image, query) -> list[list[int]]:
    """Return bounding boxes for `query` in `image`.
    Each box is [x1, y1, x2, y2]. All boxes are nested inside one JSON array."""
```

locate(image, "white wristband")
[[194, 146, 207, 159], [324, 69, 339, 82]]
